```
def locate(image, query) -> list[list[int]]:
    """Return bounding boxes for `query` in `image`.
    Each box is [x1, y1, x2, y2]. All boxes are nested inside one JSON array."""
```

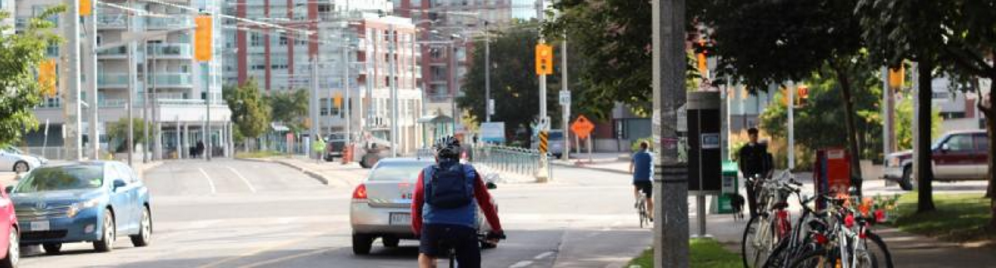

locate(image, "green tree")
[[224, 79, 270, 148], [105, 118, 150, 153], [457, 25, 562, 144], [0, 8, 63, 146], [696, 0, 868, 191], [266, 89, 309, 133], [893, 93, 942, 151]]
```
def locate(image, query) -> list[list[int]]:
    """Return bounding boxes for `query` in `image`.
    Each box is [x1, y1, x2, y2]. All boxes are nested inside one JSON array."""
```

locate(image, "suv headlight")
[[67, 198, 101, 218]]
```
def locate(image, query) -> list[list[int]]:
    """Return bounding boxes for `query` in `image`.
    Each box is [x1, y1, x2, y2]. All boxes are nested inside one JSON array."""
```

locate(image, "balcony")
[[97, 46, 128, 59], [97, 73, 130, 88], [146, 17, 191, 29], [148, 43, 192, 58], [150, 73, 193, 88], [97, 14, 127, 29]]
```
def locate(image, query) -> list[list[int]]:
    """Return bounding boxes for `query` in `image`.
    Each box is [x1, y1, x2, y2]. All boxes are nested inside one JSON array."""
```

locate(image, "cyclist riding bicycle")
[[738, 128, 774, 218], [630, 141, 654, 222], [411, 136, 504, 268]]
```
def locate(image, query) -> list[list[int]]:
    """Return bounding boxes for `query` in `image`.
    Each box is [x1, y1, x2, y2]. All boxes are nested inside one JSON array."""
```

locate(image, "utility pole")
[[85, 0, 99, 160], [390, 25, 399, 157], [343, 37, 351, 146], [63, 0, 83, 161], [127, 40, 136, 166], [788, 81, 795, 170], [311, 57, 320, 159], [653, 0, 690, 267], [143, 41, 149, 163], [449, 40, 458, 135], [205, 61, 212, 161], [484, 21, 491, 123], [561, 34, 569, 160]]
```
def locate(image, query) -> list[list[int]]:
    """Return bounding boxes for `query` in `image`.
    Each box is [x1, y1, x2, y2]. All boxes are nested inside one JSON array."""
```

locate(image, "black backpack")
[[426, 163, 474, 209]]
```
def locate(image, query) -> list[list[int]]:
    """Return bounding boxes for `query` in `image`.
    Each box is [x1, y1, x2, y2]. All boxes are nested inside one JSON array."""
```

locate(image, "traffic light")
[[80, 0, 92, 16], [38, 59, 57, 98], [797, 85, 809, 107], [535, 43, 553, 75], [696, 39, 708, 77], [888, 66, 905, 89], [194, 16, 213, 62]]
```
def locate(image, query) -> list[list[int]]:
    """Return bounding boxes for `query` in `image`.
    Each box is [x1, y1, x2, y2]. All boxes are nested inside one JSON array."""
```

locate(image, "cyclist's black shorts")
[[634, 181, 653, 198], [420, 223, 480, 267]]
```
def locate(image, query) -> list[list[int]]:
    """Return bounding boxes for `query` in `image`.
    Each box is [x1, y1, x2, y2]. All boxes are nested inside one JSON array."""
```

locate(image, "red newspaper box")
[[814, 148, 851, 209]]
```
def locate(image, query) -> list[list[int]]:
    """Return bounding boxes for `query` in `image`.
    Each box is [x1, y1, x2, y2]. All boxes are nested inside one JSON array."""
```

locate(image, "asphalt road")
[[16, 159, 653, 268]]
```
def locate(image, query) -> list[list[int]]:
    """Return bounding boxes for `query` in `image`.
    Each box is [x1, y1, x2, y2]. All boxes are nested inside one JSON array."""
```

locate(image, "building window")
[[251, 33, 261, 46], [280, 36, 288, 45]]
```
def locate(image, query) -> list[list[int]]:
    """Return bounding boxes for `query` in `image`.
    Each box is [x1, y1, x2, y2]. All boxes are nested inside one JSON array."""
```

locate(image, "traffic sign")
[[571, 115, 595, 139], [559, 90, 571, 106]]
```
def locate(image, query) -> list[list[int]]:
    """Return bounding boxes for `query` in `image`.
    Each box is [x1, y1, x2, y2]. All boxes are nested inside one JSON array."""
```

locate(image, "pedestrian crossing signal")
[[535, 43, 553, 75]]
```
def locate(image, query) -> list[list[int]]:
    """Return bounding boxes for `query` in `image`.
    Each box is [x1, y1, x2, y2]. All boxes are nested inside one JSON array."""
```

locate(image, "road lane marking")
[[237, 248, 331, 268], [534, 251, 554, 260], [226, 166, 258, 193], [196, 228, 341, 268], [199, 168, 217, 194], [510, 260, 533, 268]]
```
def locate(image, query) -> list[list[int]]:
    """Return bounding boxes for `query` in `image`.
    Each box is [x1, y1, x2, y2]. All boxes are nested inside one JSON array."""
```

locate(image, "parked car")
[[0, 147, 47, 173], [324, 133, 347, 162], [0, 183, 19, 268], [9, 162, 152, 254], [349, 158, 498, 255], [883, 130, 989, 190]]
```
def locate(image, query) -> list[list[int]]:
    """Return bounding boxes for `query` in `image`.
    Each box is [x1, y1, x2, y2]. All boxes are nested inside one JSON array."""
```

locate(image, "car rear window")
[[369, 161, 433, 181]]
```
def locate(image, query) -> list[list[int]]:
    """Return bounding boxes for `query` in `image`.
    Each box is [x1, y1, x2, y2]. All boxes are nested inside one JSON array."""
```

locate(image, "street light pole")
[[85, 0, 99, 160], [484, 21, 491, 123], [390, 25, 399, 157], [653, 0, 690, 266], [343, 37, 351, 146]]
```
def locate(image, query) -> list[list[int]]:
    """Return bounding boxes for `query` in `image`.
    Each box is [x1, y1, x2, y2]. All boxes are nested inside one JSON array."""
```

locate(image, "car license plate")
[[389, 213, 411, 225], [30, 221, 49, 231]]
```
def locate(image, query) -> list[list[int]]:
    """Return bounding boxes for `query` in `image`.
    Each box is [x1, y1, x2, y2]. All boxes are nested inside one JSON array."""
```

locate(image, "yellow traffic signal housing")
[[797, 85, 809, 107], [38, 59, 57, 97], [535, 43, 553, 75], [80, 0, 92, 16], [194, 16, 213, 62], [888, 66, 905, 89]]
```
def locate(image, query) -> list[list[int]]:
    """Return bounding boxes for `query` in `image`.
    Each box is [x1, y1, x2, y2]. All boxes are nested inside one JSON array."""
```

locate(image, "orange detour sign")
[[570, 115, 595, 139]]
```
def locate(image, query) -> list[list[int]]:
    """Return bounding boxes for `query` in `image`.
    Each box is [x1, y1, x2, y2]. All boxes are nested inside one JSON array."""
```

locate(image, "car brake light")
[[352, 184, 367, 200]]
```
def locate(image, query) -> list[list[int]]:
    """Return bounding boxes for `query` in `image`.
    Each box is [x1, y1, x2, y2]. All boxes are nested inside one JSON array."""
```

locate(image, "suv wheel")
[[130, 206, 152, 247], [382, 236, 399, 248], [352, 234, 372, 255], [93, 209, 115, 252], [899, 166, 915, 191]]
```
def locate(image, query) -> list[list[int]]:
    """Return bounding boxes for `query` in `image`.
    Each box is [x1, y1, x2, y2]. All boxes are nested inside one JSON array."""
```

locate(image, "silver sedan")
[[349, 158, 497, 255]]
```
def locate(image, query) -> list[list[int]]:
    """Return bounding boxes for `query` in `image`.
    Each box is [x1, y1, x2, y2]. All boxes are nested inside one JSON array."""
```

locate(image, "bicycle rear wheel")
[[742, 215, 776, 268], [637, 199, 648, 228]]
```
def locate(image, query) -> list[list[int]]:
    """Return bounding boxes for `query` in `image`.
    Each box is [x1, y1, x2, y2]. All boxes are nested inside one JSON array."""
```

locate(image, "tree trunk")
[[917, 58, 936, 213], [832, 61, 865, 196], [983, 70, 996, 229]]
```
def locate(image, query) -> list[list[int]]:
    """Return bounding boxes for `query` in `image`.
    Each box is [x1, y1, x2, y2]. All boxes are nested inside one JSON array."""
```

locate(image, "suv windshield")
[[369, 161, 432, 181], [13, 165, 104, 193]]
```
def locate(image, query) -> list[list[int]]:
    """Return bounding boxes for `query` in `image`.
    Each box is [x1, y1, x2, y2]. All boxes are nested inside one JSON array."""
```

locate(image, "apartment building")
[[17, 0, 232, 160], [224, 0, 424, 154]]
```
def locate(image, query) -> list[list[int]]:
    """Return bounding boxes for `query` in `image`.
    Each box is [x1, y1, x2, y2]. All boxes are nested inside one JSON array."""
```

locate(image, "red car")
[[0, 183, 19, 268], [883, 130, 989, 190]]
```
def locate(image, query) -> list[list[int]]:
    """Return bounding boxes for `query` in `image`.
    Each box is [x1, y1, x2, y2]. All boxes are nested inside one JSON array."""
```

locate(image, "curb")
[[551, 162, 630, 175], [237, 158, 331, 186]]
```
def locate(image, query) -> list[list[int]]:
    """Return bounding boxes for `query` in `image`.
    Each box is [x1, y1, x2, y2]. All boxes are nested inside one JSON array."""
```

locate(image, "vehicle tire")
[[352, 234, 372, 255], [42, 243, 61, 255], [12, 162, 27, 173], [130, 206, 152, 247], [382, 236, 399, 248], [0, 226, 18, 268], [93, 209, 115, 252], [898, 165, 914, 191]]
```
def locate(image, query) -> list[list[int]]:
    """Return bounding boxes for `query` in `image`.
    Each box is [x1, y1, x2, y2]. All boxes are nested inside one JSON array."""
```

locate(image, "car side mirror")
[[486, 182, 497, 190], [113, 179, 127, 191], [940, 144, 950, 153], [4, 186, 12, 194]]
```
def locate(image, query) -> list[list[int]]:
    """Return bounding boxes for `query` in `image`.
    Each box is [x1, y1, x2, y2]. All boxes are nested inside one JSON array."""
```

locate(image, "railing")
[[146, 17, 191, 29], [97, 46, 128, 57], [148, 43, 192, 58], [469, 145, 546, 178], [18, 147, 70, 161], [97, 14, 127, 28], [151, 73, 193, 87], [97, 73, 129, 87]]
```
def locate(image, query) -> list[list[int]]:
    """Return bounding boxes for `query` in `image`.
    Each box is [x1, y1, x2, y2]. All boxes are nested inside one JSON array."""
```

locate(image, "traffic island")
[[627, 238, 740, 268]]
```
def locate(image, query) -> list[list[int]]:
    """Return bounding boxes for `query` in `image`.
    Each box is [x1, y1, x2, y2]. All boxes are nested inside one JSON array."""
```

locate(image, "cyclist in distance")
[[630, 141, 654, 221], [412, 136, 504, 268]]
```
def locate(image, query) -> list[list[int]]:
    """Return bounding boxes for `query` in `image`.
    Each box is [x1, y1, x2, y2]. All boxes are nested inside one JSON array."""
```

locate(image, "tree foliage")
[[105, 117, 150, 153], [266, 89, 309, 133], [224, 79, 270, 140], [0, 8, 63, 147]]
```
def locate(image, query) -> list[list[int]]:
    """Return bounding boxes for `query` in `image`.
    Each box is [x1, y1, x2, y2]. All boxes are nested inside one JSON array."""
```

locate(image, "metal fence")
[[470, 145, 549, 178]]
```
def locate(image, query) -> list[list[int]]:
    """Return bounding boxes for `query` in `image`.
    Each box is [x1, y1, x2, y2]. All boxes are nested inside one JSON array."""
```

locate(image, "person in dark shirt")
[[630, 141, 654, 221], [738, 128, 773, 218]]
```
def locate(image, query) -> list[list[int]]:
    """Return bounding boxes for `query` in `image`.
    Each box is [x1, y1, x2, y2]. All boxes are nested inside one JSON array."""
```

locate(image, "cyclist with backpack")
[[411, 136, 505, 268]]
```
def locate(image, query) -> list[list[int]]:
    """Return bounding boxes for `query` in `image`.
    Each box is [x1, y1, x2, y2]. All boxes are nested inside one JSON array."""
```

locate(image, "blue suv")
[[9, 162, 152, 254]]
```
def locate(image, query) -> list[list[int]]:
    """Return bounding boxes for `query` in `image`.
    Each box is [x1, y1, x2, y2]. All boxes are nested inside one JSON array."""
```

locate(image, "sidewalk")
[[239, 155, 368, 188]]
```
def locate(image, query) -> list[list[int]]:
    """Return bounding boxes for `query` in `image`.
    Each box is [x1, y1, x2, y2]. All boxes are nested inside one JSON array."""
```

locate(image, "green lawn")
[[628, 238, 741, 268], [892, 192, 995, 243], [234, 150, 286, 159]]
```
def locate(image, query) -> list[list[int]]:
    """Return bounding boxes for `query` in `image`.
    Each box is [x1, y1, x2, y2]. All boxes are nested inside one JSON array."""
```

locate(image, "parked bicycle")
[[787, 193, 893, 268], [741, 171, 799, 268]]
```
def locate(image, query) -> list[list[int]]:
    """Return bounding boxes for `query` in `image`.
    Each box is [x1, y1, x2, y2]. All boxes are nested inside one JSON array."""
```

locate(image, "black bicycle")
[[445, 232, 506, 268]]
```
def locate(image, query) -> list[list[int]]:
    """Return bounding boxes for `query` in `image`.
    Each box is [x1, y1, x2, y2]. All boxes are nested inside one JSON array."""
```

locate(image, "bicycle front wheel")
[[855, 232, 893, 268], [742, 215, 776, 268]]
